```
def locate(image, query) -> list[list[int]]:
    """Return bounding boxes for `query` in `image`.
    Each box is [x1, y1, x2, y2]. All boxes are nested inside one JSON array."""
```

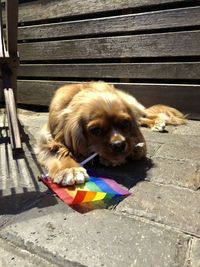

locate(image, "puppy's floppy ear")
[[116, 89, 146, 119], [48, 108, 88, 157], [63, 115, 88, 157]]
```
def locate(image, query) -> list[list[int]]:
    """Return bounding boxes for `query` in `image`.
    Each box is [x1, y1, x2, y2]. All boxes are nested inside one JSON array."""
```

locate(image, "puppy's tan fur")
[[37, 82, 185, 185]]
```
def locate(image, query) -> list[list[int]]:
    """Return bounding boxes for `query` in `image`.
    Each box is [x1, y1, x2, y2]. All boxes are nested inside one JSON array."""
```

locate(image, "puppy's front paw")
[[151, 121, 166, 132], [52, 167, 89, 186]]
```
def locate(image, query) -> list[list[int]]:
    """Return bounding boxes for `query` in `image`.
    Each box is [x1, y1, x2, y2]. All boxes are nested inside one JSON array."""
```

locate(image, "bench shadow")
[[0, 124, 58, 216], [0, 190, 58, 216]]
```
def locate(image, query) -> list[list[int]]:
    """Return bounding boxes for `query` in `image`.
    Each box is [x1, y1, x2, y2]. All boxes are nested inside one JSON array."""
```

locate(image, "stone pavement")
[[0, 108, 200, 267]]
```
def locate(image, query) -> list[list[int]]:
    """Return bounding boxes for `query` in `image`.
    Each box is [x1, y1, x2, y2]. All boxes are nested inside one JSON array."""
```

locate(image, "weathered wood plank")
[[119, 83, 200, 117], [16, 0, 192, 23], [18, 6, 200, 40], [18, 31, 200, 60], [17, 80, 64, 106], [12, 80, 200, 118], [18, 63, 200, 80]]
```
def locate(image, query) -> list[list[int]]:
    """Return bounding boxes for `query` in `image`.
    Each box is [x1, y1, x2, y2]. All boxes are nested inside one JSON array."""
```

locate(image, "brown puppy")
[[36, 81, 185, 185]]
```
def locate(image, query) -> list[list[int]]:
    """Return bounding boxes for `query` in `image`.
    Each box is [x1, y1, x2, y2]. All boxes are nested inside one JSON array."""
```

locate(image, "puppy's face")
[[61, 83, 146, 166], [83, 101, 143, 166]]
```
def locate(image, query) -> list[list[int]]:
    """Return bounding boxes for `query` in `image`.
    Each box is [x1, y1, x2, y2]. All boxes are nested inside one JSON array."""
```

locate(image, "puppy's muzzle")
[[110, 140, 126, 154]]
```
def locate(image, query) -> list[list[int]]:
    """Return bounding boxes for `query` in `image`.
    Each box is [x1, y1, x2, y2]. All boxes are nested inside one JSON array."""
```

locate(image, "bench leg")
[[4, 87, 22, 149]]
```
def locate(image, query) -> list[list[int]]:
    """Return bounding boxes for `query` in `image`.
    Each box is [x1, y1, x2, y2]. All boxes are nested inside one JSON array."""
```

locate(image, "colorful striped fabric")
[[41, 175, 131, 206]]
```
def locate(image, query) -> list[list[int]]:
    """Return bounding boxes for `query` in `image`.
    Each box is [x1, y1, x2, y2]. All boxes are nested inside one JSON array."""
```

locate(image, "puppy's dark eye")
[[121, 119, 131, 129], [89, 126, 103, 136]]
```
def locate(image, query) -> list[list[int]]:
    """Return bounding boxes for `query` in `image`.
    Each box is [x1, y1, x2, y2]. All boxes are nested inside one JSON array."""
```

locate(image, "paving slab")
[[146, 142, 161, 158], [0, 188, 48, 228], [0, 237, 58, 267], [147, 157, 200, 190], [155, 143, 200, 162], [189, 238, 200, 267], [117, 182, 200, 237], [141, 128, 200, 147], [172, 120, 200, 136], [0, 205, 190, 267], [18, 111, 48, 141]]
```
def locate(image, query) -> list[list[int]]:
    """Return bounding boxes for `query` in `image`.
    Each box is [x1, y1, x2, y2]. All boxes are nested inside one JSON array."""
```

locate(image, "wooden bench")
[[0, 0, 21, 150], [1, 0, 200, 119]]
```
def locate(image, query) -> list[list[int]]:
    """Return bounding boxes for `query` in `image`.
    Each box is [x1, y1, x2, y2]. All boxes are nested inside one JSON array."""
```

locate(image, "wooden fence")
[[1, 0, 200, 118]]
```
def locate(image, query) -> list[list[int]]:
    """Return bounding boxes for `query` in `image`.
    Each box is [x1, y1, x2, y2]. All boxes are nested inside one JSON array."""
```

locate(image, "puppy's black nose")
[[110, 140, 126, 153]]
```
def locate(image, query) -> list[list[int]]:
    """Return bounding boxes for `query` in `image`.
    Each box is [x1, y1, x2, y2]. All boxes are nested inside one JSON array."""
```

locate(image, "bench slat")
[[18, 63, 200, 80], [18, 6, 200, 41], [15, 80, 200, 119], [19, 31, 200, 60], [16, 0, 192, 23]]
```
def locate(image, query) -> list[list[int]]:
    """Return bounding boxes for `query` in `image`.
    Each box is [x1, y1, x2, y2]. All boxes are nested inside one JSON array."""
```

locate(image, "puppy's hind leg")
[[140, 105, 186, 132]]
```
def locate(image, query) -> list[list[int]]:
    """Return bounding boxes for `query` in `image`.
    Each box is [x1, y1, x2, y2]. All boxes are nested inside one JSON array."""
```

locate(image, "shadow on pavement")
[[0, 125, 58, 216], [88, 156, 153, 189]]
